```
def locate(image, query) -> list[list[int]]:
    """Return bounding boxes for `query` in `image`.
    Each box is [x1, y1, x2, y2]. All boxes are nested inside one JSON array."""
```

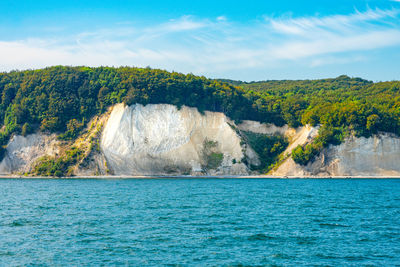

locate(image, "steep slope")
[[0, 134, 59, 175], [0, 103, 261, 176], [238, 120, 400, 177], [101, 104, 256, 175], [1, 102, 399, 177], [303, 134, 400, 176], [272, 133, 400, 177]]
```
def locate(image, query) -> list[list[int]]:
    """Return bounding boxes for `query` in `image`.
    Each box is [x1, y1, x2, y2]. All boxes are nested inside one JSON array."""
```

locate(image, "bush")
[[21, 122, 33, 136], [58, 119, 84, 140], [292, 126, 347, 165], [292, 145, 307, 165], [242, 131, 288, 172], [201, 139, 223, 171], [33, 146, 84, 177], [0, 146, 6, 161], [206, 152, 223, 170], [54, 170, 63, 177]]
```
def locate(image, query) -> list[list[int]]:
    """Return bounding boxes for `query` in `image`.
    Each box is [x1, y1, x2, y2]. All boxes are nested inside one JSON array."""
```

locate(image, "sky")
[[1, 0, 400, 81]]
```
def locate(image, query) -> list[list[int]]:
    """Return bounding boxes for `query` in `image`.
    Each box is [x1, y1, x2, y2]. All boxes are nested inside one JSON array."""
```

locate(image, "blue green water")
[[0, 178, 399, 266]]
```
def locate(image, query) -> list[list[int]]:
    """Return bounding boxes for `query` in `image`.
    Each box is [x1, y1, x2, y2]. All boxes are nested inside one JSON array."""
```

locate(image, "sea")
[[0, 178, 399, 266]]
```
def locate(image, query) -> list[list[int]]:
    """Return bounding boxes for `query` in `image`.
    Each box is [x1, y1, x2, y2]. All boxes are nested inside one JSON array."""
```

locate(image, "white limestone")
[[100, 103, 253, 175], [0, 134, 59, 174], [1, 103, 399, 177], [273, 133, 400, 177]]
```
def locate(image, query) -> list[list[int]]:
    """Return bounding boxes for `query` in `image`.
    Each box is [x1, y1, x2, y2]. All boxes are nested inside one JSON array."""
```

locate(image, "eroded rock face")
[[100, 104, 253, 175], [319, 134, 400, 176], [273, 134, 400, 177], [238, 120, 291, 136], [1, 103, 399, 177], [0, 134, 59, 175], [238, 121, 319, 156]]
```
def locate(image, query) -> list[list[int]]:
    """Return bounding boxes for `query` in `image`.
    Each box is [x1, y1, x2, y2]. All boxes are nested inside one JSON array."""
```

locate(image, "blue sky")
[[1, 0, 400, 81]]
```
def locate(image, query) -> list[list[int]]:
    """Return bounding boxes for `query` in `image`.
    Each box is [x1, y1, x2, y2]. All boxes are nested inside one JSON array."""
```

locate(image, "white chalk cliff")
[[0, 103, 399, 177], [273, 134, 400, 177], [0, 134, 59, 174], [100, 103, 254, 175]]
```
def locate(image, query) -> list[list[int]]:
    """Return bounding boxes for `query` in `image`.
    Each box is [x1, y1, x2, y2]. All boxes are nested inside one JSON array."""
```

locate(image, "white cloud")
[[310, 55, 366, 67], [0, 10, 400, 79], [269, 8, 399, 36], [159, 16, 207, 32], [271, 29, 400, 60], [216, 16, 227, 22]]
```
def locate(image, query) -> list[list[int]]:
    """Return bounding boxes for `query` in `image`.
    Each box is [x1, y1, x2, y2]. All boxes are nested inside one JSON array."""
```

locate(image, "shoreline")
[[1, 174, 400, 179]]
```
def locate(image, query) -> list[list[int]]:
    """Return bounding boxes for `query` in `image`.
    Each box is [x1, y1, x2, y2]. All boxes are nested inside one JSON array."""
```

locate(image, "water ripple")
[[0, 178, 399, 266]]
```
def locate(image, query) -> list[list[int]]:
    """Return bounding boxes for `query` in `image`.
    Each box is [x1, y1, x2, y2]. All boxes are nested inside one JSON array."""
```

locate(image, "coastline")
[[1, 174, 400, 179]]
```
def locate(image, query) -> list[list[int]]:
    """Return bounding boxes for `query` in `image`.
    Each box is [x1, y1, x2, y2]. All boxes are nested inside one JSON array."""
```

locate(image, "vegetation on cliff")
[[241, 131, 288, 172], [225, 76, 400, 165], [201, 139, 224, 172], [0, 66, 399, 169], [0, 66, 258, 158]]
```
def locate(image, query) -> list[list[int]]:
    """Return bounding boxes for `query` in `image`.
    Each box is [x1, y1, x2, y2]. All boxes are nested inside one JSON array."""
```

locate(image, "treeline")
[[229, 76, 400, 165], [0, 66, 263, 157], [0, 66, 399, 167]]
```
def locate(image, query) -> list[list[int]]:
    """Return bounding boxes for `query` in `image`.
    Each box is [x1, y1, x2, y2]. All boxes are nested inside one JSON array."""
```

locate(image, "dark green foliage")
[[0, 146, 6, 160], [0, 67, 399, 168], [292, 126, 347, 165], [202, 139, 223, 171], [21, 122, 33, 136], [223, 76, 400, 165], [33, 156, 66, 177], [0, 66, 260, 149], [33, 146, 84, 177], [225, 76, 400, 138], [206, 152, 224, 170], [58, 119, 84, 140], [242, 131, 288, 172], [291, 145, 307, 166]]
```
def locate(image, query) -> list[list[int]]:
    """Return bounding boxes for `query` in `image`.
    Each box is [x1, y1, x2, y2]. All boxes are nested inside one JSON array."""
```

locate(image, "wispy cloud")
[[159, 16, 207, 32], [271, 29, 400, 59], [269, 8, 399, 36], [216, 16, 227, 22], [0, 9, 400, 79], [266, 8, 400, 62]]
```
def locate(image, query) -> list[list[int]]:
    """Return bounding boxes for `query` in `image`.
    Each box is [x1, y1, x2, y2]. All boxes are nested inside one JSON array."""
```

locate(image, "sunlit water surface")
[[0, 178, 399, 266]]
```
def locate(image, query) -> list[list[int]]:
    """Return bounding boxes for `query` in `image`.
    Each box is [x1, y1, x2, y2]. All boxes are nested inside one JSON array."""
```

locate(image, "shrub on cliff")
[[0, 67, 399, 167], [292, 126, 347, 166], [242, 131, 288, 172]]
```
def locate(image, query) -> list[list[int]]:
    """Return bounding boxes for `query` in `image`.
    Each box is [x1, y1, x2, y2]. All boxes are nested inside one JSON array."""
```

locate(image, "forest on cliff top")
[[0, 66, 399, 166]]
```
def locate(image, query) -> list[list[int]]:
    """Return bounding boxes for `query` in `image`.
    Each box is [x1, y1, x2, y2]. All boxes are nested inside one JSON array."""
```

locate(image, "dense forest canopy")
[[223, 76, 400, 164], [222, 75, 400, 134], [0, 66, 258, 148], [0, 66, 399, 165]]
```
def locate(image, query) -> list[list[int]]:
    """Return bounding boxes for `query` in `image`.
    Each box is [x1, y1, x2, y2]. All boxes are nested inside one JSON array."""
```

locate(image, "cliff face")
[[0, 134, 59, 175], [101, 104, 254, 175], [238, 120, 319, 157], [0, 103, 399, 177], [272, 134, 400, 177], [310, 134, 400, 176]]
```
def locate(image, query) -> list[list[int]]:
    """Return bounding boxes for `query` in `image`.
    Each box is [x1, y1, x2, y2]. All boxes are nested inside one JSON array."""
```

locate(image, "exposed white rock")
[[1, 103, 399, 177], [0, 134, 59, 175], [317, 134, 400, 176], [101, 103, 254, 175], [238, 120, 319, 155], [238, 120, 291, 136], [273, 133, 400, 177], [73, 152, 109, 177], [282, 125, 319, 156]]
